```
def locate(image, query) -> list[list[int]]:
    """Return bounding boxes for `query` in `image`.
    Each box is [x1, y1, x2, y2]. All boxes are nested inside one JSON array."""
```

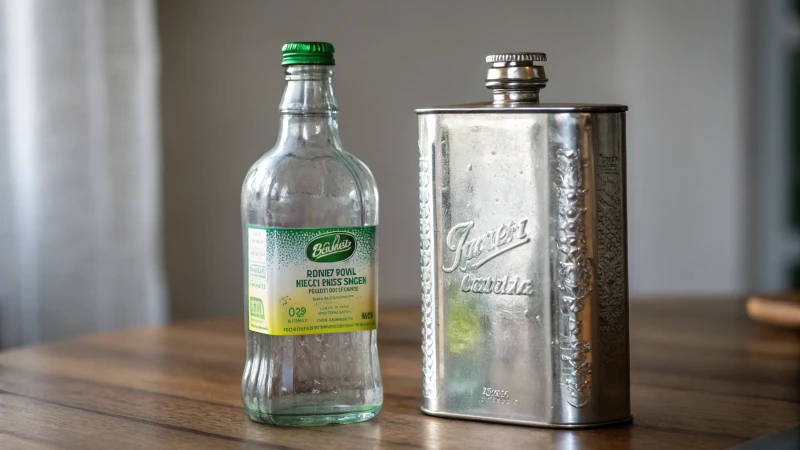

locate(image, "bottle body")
[[241, 63, 382, 426]]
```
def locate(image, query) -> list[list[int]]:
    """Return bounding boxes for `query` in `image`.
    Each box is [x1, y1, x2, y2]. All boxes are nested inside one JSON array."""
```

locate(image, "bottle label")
[[246, 225, 377, 335]]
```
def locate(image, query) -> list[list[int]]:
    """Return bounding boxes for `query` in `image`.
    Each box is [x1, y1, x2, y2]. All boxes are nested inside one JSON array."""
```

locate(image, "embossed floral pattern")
[[420, 140, 436, 399], [555, 147, 592, 408]]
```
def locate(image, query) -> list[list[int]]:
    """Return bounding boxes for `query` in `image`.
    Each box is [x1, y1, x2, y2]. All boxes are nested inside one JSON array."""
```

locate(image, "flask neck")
[[485, 60, 547, 105]]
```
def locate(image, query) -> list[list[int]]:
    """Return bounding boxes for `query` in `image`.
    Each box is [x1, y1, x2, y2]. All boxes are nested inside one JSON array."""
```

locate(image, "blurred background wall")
[[0, 0, 166, 347], [158, 0, 771, 319], [2, 0, 795, 347]]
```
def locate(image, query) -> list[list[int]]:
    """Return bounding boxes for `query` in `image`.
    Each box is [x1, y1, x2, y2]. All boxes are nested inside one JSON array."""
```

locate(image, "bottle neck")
[[276, 65, 340, 147]]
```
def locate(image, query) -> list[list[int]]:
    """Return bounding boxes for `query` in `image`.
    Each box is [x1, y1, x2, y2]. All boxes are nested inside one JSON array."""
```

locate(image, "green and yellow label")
[[247, 226, 377, 335]]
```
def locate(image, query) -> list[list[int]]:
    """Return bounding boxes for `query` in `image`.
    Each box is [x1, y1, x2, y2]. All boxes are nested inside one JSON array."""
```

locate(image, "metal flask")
[[416, 53, 631, 428]]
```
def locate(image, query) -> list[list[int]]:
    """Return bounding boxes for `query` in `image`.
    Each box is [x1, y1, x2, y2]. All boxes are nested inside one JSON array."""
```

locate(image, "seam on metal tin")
[[415, 104, 628, 114]]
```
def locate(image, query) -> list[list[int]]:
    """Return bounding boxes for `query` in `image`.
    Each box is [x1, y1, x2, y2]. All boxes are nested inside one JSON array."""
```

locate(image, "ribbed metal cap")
[[281, 42, 335, 66], [486, 53, 547, 63], [485, 52, 548, 104]]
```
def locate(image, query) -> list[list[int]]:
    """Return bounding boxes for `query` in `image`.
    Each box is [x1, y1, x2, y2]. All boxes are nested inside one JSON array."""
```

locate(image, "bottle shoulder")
[[243, 146, 373, 193], [337, 150, 378, 195], [241, 145, 379, 227]]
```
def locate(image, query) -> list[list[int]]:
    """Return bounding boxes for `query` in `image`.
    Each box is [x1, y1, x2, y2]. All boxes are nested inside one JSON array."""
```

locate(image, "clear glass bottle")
[[240, 42, 382, 426]]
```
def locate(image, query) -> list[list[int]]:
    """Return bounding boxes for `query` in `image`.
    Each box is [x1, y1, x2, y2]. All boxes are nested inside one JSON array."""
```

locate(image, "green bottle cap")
[[281, 42, 335, 66]]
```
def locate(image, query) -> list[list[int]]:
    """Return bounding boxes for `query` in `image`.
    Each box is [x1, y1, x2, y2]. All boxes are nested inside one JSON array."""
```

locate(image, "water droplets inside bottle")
[[240, 42, 383, 427]]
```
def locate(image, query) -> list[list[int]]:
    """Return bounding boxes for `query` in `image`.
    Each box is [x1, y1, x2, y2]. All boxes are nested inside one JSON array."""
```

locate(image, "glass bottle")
[[240, 42, 382, 426]]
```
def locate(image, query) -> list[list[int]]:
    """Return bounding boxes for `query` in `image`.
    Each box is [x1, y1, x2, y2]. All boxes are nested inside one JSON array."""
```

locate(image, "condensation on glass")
[[241, 55, 382, 426], [416, 53, 631, 428]]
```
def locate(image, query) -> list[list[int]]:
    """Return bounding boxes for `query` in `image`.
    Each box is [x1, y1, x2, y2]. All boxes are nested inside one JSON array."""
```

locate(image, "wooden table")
[[0, 299, 798, 449]]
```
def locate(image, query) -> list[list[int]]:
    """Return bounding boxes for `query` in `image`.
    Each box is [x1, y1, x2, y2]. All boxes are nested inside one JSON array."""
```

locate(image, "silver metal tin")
[[416, 53, 631, 428]]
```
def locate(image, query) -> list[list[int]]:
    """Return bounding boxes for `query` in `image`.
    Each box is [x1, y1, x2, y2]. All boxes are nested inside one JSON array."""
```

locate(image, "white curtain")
[[0, 0, 166, 347]]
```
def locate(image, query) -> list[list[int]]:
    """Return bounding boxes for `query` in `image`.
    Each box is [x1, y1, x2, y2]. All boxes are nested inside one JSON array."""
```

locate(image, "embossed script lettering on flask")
[[416, 53, 631, 428]]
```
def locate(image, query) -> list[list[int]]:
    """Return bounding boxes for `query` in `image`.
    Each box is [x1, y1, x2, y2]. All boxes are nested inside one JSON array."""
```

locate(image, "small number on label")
[[361, 312, 373, 319], [289, 307, 307, 317]]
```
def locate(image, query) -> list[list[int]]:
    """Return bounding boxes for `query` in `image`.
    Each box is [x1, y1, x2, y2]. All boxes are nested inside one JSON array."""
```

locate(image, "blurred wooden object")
[[0, 299, 797, 449], [747, 293, 800, 329]]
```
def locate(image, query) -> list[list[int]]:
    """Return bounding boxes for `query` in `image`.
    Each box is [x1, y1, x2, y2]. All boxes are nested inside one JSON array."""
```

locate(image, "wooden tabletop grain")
[[0, 299, 798, 449]]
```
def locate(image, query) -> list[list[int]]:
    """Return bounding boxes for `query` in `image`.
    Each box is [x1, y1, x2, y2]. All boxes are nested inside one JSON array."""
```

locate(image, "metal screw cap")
[[485, 53, 547, 104], [281, 42, 335, 66]]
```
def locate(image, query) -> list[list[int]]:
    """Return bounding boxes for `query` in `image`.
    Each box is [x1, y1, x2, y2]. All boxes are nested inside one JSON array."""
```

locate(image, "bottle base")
[[245, 406, 381, 427]]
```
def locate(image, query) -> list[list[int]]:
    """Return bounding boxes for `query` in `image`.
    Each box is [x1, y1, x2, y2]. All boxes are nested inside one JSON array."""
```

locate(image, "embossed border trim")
[[555, 145, 592, 408], [419, 136, 437, 399], [596, 153, 627, 364]]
